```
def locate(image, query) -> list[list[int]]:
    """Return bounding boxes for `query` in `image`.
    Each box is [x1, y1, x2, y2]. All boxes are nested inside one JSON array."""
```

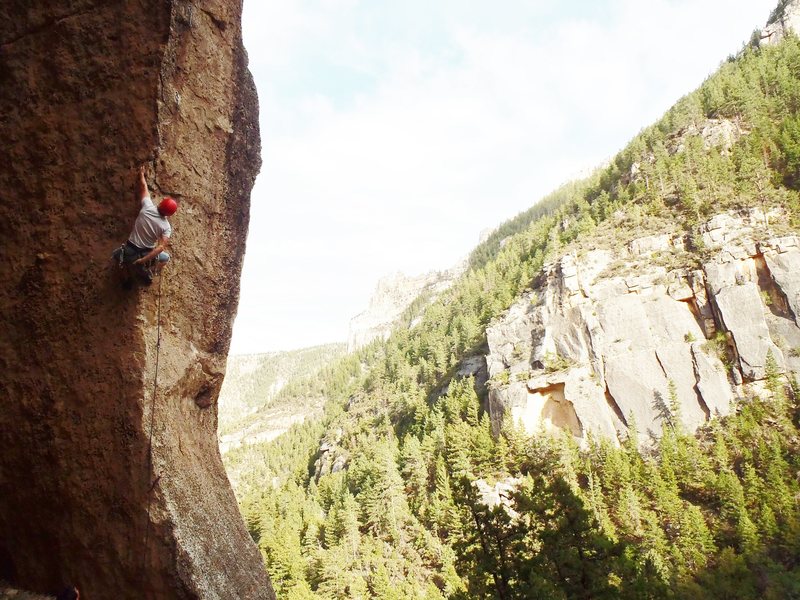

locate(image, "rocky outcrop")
[[0, 2, 273, 598], [762, 0, 800, 45], [313, 429, 348, 482], [348, 267, 465, 351], [474, 478, 521, 516], [673, 119, 745, 156], [486, 209, 800, 446]]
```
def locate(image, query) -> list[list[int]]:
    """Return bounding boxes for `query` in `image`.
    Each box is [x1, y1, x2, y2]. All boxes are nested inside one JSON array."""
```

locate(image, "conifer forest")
[[225, 28, 800, 600]]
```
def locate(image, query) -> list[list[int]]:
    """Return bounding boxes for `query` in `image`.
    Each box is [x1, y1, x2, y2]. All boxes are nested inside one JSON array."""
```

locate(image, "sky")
[[230, 0, 775, 355]]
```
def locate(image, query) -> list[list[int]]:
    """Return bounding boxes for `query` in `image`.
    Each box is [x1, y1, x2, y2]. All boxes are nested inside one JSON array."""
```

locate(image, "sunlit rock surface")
[[762, 0, 800, 44], [486, 209, 800, 446]]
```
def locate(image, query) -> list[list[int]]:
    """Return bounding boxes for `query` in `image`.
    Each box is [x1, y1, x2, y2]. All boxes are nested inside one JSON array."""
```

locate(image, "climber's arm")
[[135, 165, 150, 207], [133, 235, 170, 264]]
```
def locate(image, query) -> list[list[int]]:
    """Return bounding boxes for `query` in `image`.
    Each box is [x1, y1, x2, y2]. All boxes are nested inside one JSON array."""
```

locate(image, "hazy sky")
[[230, 0, 774, 355]]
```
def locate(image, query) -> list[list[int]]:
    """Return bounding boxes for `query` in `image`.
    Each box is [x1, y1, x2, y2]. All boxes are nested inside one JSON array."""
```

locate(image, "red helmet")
[[158, 197, 178, 216]]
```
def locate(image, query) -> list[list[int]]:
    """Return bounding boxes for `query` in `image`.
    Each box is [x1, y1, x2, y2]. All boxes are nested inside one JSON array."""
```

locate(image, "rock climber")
[[113, 165, 178, 287]]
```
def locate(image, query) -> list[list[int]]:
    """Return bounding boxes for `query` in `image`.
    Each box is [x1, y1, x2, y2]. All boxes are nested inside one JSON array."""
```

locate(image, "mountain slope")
[[219, 344, 346, 439], [235, 8, 800, 600]]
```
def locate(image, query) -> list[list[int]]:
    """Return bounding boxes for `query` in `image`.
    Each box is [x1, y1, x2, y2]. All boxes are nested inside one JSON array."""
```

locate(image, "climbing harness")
[[113, 242, 158, 286], [142, 273, 164, 572]]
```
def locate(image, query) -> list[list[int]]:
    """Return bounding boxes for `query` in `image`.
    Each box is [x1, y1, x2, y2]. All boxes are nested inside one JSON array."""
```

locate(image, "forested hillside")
[[219, 344, 346, 438], [231, 26, 800, 600]]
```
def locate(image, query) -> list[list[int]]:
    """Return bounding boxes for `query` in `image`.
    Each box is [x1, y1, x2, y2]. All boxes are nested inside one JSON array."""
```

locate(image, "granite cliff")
[[348, 267, 465, 352], [486, 210, 800, 445], [0, 1, 274, 598]]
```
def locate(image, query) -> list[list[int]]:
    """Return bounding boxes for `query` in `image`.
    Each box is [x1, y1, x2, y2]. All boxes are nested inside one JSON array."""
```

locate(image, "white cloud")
[[232, 0, 775, 354]]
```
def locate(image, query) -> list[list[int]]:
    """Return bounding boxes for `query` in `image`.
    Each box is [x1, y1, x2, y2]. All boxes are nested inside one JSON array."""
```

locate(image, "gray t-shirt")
[[129, 195, 172, 249]]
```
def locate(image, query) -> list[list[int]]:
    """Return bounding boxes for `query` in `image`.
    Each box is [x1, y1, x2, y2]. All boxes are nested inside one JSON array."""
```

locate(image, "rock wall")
[[486, 209, 800, 446], [0, 2, 274, 598], [762, 0, 800, 44]]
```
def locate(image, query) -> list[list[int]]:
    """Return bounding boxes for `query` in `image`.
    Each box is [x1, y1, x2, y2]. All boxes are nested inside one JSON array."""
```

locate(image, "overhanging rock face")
[[0, 1, 274, 598]]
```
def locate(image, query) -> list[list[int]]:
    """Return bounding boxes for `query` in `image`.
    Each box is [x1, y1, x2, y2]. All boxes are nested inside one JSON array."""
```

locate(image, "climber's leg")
[[111, 244, 134, 289], [154, 251, 170, 275]]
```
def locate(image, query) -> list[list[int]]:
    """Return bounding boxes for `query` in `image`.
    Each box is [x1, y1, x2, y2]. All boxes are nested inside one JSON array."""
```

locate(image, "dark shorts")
[[114, 241, 170, 264]]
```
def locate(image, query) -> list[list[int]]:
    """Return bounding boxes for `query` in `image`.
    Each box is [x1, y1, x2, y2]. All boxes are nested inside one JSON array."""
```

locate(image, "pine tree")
[[516, 474, 622, 600], [765, 349, 786, 406], [400, 434, 430, 516]]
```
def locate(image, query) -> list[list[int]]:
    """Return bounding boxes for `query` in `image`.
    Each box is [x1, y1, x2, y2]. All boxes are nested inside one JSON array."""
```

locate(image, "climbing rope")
[[142, 272, 164, 572]]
